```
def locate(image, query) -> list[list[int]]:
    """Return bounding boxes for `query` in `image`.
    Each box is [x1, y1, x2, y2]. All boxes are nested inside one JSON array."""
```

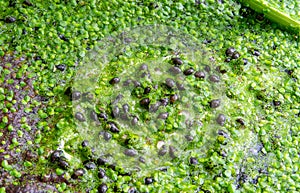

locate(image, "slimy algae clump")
[[73, 25, 226, 174]]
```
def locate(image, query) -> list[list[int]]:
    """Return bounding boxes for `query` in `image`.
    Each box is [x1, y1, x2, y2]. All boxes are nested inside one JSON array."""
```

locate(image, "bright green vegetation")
[[0, 0, 300, 193], [73, 25, 224, 173], [268, 0, 300, 20], [239, 0, 300, 34]]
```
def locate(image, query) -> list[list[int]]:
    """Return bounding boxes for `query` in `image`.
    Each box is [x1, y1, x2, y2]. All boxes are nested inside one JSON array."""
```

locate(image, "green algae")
[[0, 0, 299, 192]]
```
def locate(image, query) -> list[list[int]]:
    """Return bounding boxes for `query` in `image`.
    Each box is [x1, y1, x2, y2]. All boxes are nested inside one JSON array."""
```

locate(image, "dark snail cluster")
[[1, 0, 298, 192], [72, 54, 227, 176]]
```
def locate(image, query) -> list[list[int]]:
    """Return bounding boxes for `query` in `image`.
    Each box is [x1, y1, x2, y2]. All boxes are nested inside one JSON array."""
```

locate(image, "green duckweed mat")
[[0, 0, 300, 193]]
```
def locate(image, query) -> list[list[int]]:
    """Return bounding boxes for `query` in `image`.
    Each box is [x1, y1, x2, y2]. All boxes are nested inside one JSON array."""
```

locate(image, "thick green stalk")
[[239, 0, 300, 34]]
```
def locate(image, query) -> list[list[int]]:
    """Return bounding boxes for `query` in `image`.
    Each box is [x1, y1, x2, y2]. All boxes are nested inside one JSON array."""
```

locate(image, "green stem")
[[239, 0, 300, 34]]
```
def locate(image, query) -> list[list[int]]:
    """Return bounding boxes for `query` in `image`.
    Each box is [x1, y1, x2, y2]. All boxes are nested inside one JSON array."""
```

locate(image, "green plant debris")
[[239, 0, 300, 34], [0, 0, 299, 192]]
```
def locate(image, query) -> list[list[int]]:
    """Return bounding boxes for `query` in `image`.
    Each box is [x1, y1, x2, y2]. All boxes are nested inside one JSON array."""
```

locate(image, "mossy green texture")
[[0, 0, 299, 192]]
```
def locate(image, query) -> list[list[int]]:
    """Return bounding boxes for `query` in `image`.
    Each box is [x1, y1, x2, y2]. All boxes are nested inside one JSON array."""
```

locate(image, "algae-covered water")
[[0, 0, 299, 193]]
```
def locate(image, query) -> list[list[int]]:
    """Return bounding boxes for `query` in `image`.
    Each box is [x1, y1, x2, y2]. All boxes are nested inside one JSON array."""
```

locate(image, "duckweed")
[[0, 0, 299, 192], [72, 25, 225, 175]]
